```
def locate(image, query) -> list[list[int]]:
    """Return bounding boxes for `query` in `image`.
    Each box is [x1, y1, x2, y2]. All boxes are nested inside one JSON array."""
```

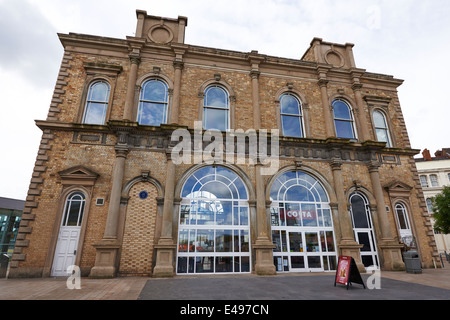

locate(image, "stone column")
[[367, 161, 405, 271], [90, 137, 128, 278], [153, 152, 177, 277], [170, 61, 184, 124], [330, 159, 365, 272], [123, 54, 141, 121], [352, 82, 371, 141], [253, 163, 276, 275], [250, 70, 261, 130], [317, 76, 335, 138]]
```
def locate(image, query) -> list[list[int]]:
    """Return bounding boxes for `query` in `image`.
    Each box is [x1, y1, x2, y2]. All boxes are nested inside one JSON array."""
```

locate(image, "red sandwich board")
[[334, 256, 365, 290]]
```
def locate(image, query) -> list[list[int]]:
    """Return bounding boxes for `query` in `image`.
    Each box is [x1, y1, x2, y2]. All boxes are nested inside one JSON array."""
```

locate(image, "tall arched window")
[[332, 99, 356, 139], [137, 79, 169, 126], [203, 85, 230, 131], [62, 192, 86, 227], [349, 192, 378, 268], [280, 93, 304, 138], [270, 170, 336, 272], [82, 81, 110, 125], [373, 110, 392, 147], [177, 166, 250, 274], [394, 202, 412, 242]]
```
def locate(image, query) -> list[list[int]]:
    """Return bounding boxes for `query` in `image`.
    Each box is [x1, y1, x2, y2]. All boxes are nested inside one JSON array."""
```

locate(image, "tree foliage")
[[432, 185, 450, 234]]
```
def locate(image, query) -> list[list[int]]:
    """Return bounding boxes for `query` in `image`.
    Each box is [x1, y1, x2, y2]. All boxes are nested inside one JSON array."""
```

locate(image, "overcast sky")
[[1, 0, 449, 200]]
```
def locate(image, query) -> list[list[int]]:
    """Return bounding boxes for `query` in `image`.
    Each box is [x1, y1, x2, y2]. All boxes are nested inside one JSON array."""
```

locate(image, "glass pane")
[[138, 102, 166, 126], [373, 111, 387, 128], [305, 232, 320, 252], [357, 232, 371, 251], [332, 100, 351, 119], [205, 86, 228, 109], [201, 182, 232, 200], [241, 256, 250, 272], [89, 82, 109, 102], [361, 255, 374, 267], [239, 207, 249, 225], [204, 107, 228, 131], [180, 205, 190, 225], [141, 80, 167, 102], [64, 198, 84, 227], [351, 195, 369, 228], [197, 201, 215, 225], [215, 257, 233, 272], [285, 185, 314, 202], [84, 102, 107, 125], [335, 120, 355, 139], [215, 230, 232, 252], [326, 231, 335, 252], [376, 128, 389, 144], [280, 94, 301, 115], [272, 230, 281, 252], [301, 203, 317, 227], [396, 206, 409, 230], [196, 229, 214, 252], [284, 203, 301, 226], [177, 257, 188, 273], [196, 256, 214, 273], [241, 230, 249, 252], [289, 232, 303, 252], [281, 115, 303, 137], [308, 256, 321, 268], [216, 201, 233, 225], [178, 229, 189, 252], [322, 208, 332, 227], [291, 256, 305, 268]]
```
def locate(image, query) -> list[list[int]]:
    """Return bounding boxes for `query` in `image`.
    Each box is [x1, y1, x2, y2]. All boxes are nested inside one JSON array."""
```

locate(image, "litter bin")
[[403, 250, 422, 274], [0, 254, 9, 278]]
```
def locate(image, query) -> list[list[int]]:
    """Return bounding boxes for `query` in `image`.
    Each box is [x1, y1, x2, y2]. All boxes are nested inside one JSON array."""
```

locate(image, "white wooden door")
[[51, 226, 80, 276]]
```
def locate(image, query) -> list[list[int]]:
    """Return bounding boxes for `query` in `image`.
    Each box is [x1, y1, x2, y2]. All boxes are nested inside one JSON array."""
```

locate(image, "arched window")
[[203, 85, 230, 131], [270, 170, 336, 272], [82, 81, 110, 125], [349, 192, 379, 268], [280, 93, 304, 138], [177, 166, 250, 274], [394, 202, 414, 247], [62, 192, 86, 227], [373, 110, 392, 147], [137, 79, 169, 126], [332, 99, 356, 139], [430, 174, 439, 187], [426, 198, 433, 213]]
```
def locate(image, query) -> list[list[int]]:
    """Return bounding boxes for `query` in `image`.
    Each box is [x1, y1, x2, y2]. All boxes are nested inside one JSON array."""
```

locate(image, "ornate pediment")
[[58, 166, 99, 186], [384, 181, 412, 198]]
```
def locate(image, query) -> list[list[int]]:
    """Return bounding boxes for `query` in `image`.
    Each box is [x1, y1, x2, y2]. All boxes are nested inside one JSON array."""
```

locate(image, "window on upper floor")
[[430, 174, 439, 187], [372, 110, 392, 147], [419, 175, 428, 188], [137, 79, 169, 126], [426, 198, 433, 213], [203, 85, 229, 131], [280, 93, 304, 138], [82, 80, 110, 125], [332, 99, 356, 140]]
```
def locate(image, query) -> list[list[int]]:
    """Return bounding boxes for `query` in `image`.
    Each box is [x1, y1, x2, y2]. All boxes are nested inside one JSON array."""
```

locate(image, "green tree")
[[432, 185, 450, 234]]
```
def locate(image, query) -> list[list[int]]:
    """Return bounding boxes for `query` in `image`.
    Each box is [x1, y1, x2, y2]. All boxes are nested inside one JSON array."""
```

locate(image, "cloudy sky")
[[1, 0, 449, 200]]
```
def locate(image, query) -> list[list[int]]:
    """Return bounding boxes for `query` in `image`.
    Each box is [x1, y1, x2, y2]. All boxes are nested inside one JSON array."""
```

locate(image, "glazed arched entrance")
[[269, 170, 337, 272], [176, 165, 251, 274]]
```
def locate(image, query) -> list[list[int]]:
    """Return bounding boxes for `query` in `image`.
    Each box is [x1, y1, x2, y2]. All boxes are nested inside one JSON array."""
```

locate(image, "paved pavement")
[[1, 262, 449, 301]]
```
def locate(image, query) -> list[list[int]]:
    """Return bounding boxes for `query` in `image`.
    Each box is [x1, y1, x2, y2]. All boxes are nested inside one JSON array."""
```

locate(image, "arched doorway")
[[176, 165, 251, 274], [269, 170, 337, 272], [349, 192, 379, 268], [51, 191, 86, 276]]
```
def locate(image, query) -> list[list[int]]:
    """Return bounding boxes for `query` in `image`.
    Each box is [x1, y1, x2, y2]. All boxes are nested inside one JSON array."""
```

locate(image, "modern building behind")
[[416, 148, 450, 255], [9, 10, 437, 278], [0, 197, 24, 257]]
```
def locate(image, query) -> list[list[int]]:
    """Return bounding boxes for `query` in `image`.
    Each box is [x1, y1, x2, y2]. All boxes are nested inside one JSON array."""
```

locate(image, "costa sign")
[[282, 210, 316, 220]]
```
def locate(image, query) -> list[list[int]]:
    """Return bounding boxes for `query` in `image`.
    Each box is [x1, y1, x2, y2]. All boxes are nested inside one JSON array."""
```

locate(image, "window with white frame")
[[430, 174, 439, 187], [332, 99, 356, 139], [82, 80, 110, 125], [203, 85, 230, 131], [137, 79, 169, 126], [419, 175, 429, 188], [426, 198, 433, 213], [372, 110, 392, 147], [280, 93, 304, 138]]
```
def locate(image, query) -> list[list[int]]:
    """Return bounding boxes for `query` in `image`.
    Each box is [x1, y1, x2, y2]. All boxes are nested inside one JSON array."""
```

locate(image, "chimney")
[[422, 149, 432, 161]]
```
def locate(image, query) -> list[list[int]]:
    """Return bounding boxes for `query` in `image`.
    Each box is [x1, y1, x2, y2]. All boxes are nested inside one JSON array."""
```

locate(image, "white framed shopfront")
[[175, 165, 252, 275], [269, 169, 338, 273]]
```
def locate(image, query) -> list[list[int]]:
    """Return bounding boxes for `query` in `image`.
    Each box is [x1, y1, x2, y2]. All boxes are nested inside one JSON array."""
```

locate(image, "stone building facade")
[[9, 10, 438, 278]]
